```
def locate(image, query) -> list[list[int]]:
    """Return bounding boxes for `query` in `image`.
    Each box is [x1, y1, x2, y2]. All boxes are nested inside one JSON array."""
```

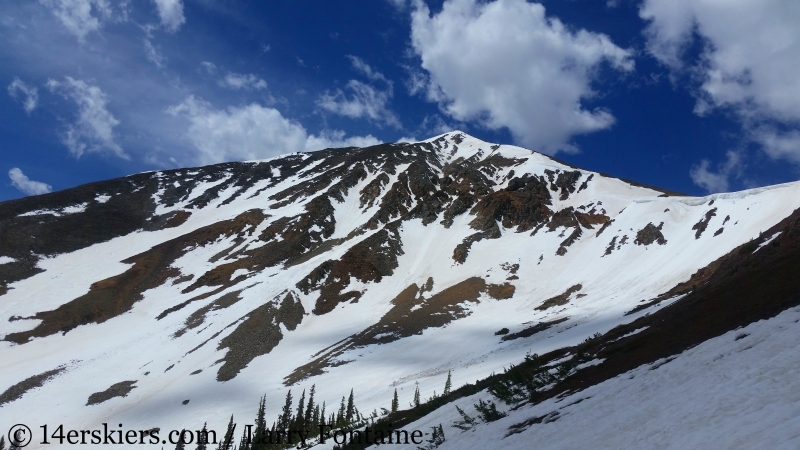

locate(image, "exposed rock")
[[692, 208, 718, 239], [500, 317, 570, 341], [635, 222, 668, 246], [536, 284, 583, 311], [286, 277, 501, 385], [216, 291, 304, 381], [0, 366, 66, 406], [87, 380, 137, 405], [297, 225, 404, 315]]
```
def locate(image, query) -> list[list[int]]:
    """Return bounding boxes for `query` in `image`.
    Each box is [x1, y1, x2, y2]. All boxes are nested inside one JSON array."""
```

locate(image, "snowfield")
[[400, 305, 800, 450]]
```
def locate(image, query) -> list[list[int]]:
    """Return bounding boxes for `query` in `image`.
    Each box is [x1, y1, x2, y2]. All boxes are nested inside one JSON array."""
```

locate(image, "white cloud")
[[689, 151, 742, 193], [8, 168, 53, 196], [409, 0, 633, 155], [219, 73, 268, 91], [305, 130, 381, 151], [152, 0, 185, 32], [200, 61, 217, 74], [8, 77, 39, 114], [347, 56, 391, 85], [144, 38, 166, 68], [318, 80, 400, 128], [641, 0, 800, 162], [47, 77, 127, 159], [39, 0, 114, 40], [752, 128, 800, 165], [167, 96, 380, 164], [396, 136, 418, 143], [385, 0, 408, 9]]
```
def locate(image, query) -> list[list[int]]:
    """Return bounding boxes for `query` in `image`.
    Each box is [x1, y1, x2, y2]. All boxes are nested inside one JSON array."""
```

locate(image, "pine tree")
[[0, 436, 6, 450], [217, 416, 236, 450], [294, 389, 306, 432], [413, 385, 421, 408], [196, 423, 209, 450], [279, 390, 293, 432], [443, 371, 452, 396], [174, 429, 187, 450], [319, 401, 326, 428], [237, 427, 250, 450], [391, 388, 399, 413], [452, 405, 477, 431], [304, 385, 316, 431], [251, 395, 266, 449], [345, 389, 355, 423], [313, 404, 320, 429], [336, 396, 346, 426]]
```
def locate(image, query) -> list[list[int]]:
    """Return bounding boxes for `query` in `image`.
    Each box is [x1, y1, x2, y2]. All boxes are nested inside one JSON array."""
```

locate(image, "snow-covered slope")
[[1, 132, 799, 448]]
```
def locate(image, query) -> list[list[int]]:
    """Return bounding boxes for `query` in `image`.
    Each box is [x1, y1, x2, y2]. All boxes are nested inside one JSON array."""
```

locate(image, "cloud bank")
[[168, 96, 380, 165], [410, 0, 634, 154]]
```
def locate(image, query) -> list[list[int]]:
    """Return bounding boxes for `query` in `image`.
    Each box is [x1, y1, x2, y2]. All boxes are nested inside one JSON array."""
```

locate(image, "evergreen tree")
[[413, 385, 421, 408], [320, 401, 326, 428], [217, 416, 236, 450], [313, 404, 320, 429], [391, 388, 399, 413], [294, 389, 306, 432], [174, 429, 187, 450], [278, 390, 293, 432], [251, 396, 266, 449], [336, 396, 346, 426], [345, 389, 355, 423], [304, 385, 316, 431], [237, 427, 250, 450], [195, 423, 209, 450], [0, 436, 6, 450], [443, 371, 452, 396], [452, 406, 477, 431]]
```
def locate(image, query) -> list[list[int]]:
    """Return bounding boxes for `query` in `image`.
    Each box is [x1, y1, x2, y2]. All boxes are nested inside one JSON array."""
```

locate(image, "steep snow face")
[[1, 132, 799, 446], [402, 305, 800, 450]]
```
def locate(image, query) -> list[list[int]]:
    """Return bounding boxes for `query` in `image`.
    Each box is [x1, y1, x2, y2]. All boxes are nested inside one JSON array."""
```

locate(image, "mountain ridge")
[[2, 132, 799, 448]]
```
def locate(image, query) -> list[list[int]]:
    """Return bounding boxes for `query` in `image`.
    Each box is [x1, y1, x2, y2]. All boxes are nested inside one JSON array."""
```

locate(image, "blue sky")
[[2, 0, 800, 201]]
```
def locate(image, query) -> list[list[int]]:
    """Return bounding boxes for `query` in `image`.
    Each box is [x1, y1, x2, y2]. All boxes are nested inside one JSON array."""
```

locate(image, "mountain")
[[2, 132, 799, 449]]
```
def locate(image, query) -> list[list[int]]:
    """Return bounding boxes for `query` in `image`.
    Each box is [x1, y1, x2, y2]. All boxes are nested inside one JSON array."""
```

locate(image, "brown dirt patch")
[[536, 284, 583, 311]]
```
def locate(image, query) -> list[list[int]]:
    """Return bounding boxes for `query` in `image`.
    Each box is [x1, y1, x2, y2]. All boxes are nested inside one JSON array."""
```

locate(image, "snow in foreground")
[[397, 305, 800, 450]]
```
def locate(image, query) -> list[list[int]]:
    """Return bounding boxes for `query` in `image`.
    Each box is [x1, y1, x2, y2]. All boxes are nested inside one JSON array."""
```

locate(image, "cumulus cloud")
[[8, 168, 53, 196], [39, 0, 115, 40], [219, 73, 268, 91], [689, 151, 742, 193], [409, 0, 633, 154], [641, 0, 800, 163], [47, 77, 127, 159], [167, 96, 380, 164], [8, 78, 39, 114], [152, 0, 185, 32]]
